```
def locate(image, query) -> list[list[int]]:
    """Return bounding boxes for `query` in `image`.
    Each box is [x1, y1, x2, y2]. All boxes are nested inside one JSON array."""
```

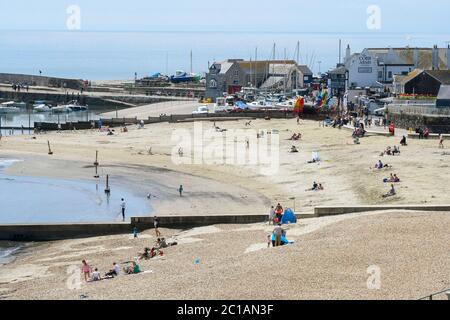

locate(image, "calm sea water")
[[0, 159, 152, 224], [1, 30, 449, 80]]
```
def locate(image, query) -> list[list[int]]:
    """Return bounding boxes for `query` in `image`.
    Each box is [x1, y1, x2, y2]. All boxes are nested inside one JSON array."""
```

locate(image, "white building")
[[344, 45, 450, 90]]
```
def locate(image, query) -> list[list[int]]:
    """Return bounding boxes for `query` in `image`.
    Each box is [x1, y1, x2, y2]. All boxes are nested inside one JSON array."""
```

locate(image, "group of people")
[[307, 181, 324, 191], [11, 83, 29, 92], [269, 203, 284, 225], [138, 238, 177, 261], [383, 173, 401, 183], [81, 259, 141, 283], [290, 133, 302, 141], [381, 145, 401, 156]]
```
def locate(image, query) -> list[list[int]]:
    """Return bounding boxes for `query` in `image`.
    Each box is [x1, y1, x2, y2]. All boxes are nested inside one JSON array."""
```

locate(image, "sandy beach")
[[1, 115, 450, 299]]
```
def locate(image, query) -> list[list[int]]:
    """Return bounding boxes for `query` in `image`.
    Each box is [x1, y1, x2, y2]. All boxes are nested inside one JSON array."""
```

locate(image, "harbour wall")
[[2, 205, 450, 241], [0, 73, 84, 90], [387, 112, 450, 133]]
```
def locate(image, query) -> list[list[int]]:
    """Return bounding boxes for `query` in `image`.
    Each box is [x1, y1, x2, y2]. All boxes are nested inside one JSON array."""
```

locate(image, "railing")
[[418, 288, 450, 300]]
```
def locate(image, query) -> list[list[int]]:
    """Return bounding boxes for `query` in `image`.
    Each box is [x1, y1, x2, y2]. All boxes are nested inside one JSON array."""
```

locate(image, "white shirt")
[[121, 201, 126, 209], [114, 264, 120, 275], [92, 271, 101, 281]]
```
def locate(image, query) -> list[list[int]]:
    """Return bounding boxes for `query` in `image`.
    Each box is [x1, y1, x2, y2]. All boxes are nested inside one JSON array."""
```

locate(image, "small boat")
[[1, 101, 27, 109], [61, 100, 89, 112], [192, 105, 210, 114], [34, 104, 52, 112], [52, 105, 71, 113], [170, 70, 199, 83]]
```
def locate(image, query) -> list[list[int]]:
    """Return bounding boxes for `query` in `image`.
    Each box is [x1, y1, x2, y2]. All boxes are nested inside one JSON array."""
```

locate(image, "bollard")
[[94, 150, 100, 178]]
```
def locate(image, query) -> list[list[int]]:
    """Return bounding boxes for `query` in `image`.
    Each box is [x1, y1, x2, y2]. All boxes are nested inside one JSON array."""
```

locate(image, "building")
[[343, 45, 450, 90], [205, 59, 312, 100], [437, 85, 450, 107], [327, 64, 347, 96], [394, 70, 450, 95]]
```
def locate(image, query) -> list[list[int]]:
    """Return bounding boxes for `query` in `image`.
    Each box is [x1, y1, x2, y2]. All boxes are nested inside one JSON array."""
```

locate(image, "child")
[[267, 235, 271, 248]]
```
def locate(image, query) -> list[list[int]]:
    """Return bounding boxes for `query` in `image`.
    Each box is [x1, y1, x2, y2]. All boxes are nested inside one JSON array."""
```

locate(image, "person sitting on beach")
[[382, 184, 396, 198], [375, 160, 390, 170], [273, 223, 284, 247], [317, 183, 324, 191], [156, 238, 168, 249], [91, 268, 101, 282], [81, 260, 92, 282], [424, 128, 430, 139], [138, 247, 152, 260], [105, 262, 121, 278], [107, 129, 114, 136], [290, 146, 299, 153], [383, 173, 395, 183], [392, 146, 400, 156], [308, 181, 319, 191], [122, 126, 128, 133], [125, 261, 141, 275], [393, 174, 400, 183], [400, 136, 407, 146]]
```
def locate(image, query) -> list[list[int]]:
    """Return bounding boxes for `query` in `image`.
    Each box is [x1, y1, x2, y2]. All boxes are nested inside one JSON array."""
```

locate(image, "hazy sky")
[[0, 0, 449, 34]]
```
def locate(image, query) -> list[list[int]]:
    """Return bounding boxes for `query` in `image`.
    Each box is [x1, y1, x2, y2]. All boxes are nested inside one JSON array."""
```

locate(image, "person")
[[274, 203, 283, 223], [310, 181, 319, 191], [154, 216, 161, 237], [389, 122, 395, 135], [156, 238, 168, 249], [267, 235, 271, 248], [178, 185, 184, 197], [383, 173, 394, 183], [91, 268, 101, 281], [273, 223, 284, 247], [133, 227, 139, 239], [81, 260, 92, 282], [317, 183, 324, 191], [105, 262, 121, 278], [121, 198, 126, 221], [382, 184, 396, 198], [126, 261, 141, 274], [393, 174, 400, 183], [439, 134, 444, 149], [290, 146, 299, 153], [375, 160, 389, 170], [424, 128, 430, 139], [392, 146, 400, 155], [269, 206, 275, 225], [400, 136, 407, 146]]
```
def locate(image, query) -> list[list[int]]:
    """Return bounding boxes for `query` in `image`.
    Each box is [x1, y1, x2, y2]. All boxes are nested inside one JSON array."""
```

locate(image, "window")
[[234, 70, 239, 77], [209, 79, 217, 88], [388, 71, 393, 79], [378, 71, 383, 79]]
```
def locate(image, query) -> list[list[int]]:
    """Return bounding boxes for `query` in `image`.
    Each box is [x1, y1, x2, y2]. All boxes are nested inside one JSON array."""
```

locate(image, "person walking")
[[178, 185, 184, 197], [439, 134, 445, 149], [121, 198, 126, 222], [154, 216, 161, 237], [269, 206, 275, 225]]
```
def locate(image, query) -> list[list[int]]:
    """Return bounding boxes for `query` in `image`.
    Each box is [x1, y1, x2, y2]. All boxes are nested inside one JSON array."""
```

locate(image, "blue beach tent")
[[281, 208, 297, 224]]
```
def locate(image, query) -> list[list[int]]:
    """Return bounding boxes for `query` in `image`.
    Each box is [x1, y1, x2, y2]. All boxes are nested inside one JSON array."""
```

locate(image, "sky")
[[0, 0, 449, 34]]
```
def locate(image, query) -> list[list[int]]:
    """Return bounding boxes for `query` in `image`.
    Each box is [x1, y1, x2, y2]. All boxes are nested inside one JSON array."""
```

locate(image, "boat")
[[169, 70, 199, 84], [1, 101, 27, 109], [60, 100, 89, 112], [51, 105, 72, 113], [33, 104, 52, 112]]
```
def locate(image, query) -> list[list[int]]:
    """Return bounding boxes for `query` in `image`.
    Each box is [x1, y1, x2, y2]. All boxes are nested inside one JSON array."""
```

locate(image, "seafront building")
[[205, 59, 312, 101], [328, 45, 450, 93]]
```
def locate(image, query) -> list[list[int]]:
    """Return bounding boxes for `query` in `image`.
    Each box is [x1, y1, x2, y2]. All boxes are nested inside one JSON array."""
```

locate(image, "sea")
[[0, 158, 152, 263], [0, 30, 449, 80]]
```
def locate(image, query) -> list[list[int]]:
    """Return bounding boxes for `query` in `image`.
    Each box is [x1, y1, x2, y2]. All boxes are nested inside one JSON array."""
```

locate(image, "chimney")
[[432, 45, 439, 70], [345, 45, 351, 63]]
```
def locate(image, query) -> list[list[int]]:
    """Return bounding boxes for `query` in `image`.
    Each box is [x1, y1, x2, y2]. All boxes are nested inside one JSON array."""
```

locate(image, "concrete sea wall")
[[387, 112, 450, 133]]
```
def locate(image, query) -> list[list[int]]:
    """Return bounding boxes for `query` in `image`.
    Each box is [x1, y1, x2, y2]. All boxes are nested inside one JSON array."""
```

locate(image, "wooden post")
[[47, 141, 53, 155], [94, 150, 99, 178], [105, 174, 111, 194]]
